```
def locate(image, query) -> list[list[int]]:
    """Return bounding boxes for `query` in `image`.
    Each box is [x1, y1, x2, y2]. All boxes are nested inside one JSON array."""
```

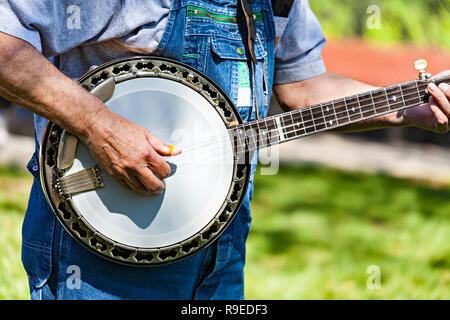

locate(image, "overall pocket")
[[209, 34, 266, 122], [183, 4, 267, 122]]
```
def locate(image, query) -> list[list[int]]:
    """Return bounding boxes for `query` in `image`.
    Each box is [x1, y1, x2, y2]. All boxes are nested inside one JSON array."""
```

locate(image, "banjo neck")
[[230, 75, 450, 154]]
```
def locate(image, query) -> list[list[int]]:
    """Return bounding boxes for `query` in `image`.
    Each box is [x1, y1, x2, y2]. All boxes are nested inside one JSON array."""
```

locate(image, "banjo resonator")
[[40, 56, 251, 266]]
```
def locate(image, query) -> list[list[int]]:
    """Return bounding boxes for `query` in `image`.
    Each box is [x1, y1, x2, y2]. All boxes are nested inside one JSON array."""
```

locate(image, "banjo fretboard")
[[230, 75, 450, 155]]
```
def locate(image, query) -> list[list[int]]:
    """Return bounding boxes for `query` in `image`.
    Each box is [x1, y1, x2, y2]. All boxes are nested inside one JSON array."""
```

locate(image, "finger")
[[134, 168, 165, 195], [428, 83, 450, 117], [131, 175, 164, 195], [429, 98, 449, 133], [438, 82, 450, 99], [111, 164, 150, 194], [146, 130, 181, 156], [118, 178, 135, 191], [145, 147, 171, 179]]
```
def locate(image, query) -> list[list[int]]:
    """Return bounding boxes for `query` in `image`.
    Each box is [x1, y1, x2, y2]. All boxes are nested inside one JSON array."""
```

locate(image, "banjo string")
[[178, 84, 428, 154], [152, 81, 426, 169], [174, 87, 429, 159], [57, 172, 100, 187]]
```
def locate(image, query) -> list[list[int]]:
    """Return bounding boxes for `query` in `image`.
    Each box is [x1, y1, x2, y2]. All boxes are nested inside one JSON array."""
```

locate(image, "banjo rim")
[[39, 56, 251, 266]]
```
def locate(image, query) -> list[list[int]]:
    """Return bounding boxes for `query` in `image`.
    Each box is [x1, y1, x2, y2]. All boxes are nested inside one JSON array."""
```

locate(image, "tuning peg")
[[414, 59, 432, 80]]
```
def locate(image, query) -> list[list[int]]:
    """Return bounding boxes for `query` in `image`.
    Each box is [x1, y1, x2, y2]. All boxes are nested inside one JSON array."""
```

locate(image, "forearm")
[[0, 32, 175, 194], [0, 32, 110, 142], [274, 72, 408, 132]]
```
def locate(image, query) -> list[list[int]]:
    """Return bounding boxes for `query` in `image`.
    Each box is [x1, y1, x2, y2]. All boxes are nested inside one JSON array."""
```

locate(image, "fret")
[[230, 126, 244, 154], [240, 125, 252, 153], [356, 95, 365, 118], [331, 101, 339, 124], [310, 108, 320, 131], [242, 130, 251, 153], [384, 85, 404, 111], [265, 117, 279, 146], [369, 91, 377, 114], [300, 108, 316, 134], [346, 96, 363, 121], [295, 109, 307, 136], [419, 81, 431, 103], [251, 119, 270, 148], [256, 120, 264, 148], [372, 89, 390, 114], [322, 102, 338, 128], [280, 114, 287, 129], [358, 92, 376, 118], [279, 115, 287, 137], [312, 105, 326, 131], [287, 112, 298, 139], [274, 116, 285, 142], [383, 88, 391, 111], [414, 81, 422, 104], [246, 121, 260, 150], [285, 110, 299, 138], [333, 99, 350, 125], [417, 81, 431, 103], [260, 121, 269, 149], [258, 118, 271, 149], [280, 113, 295, 139], [398, 84, 406, 108], [405, 81, 423, 107]]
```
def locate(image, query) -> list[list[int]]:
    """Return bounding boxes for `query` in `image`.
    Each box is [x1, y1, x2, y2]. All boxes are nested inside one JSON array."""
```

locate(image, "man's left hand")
[[403, 70, 450, 134]]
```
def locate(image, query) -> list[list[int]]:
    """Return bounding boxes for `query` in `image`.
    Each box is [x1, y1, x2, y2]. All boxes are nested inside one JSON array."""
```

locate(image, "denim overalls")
[[23, 0, 275, 299]]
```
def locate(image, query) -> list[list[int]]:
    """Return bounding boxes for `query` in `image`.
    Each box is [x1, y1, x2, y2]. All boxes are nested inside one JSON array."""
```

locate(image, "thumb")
[[146, 130, 181, 156]]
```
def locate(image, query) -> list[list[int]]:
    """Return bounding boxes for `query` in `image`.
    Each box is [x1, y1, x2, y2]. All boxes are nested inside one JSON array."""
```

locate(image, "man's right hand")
[[0, 32, 179, 195], [83, 109, 181, 195]]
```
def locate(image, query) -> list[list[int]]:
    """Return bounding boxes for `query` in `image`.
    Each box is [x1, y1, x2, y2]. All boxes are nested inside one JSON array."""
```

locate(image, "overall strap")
[[271, 0, 294, 17], [238, 0, 257, 64], [238, 0, 261, 118], [239, 0, 277, 120]]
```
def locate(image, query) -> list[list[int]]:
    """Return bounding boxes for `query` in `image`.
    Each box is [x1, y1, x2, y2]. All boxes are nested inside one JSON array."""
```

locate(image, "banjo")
[[40, 56, 449, 266]]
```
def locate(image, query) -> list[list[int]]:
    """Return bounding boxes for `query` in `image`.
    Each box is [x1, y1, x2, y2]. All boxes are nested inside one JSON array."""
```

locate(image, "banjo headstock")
[[414, 58, 450, 87]]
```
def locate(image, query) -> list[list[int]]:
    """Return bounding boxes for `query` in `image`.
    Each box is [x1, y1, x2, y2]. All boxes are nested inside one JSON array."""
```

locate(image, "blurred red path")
[[322, 38, 450, 87]]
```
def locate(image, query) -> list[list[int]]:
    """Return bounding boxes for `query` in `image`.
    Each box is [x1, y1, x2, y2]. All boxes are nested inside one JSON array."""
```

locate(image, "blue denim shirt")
[[4, 0, 326, 299]]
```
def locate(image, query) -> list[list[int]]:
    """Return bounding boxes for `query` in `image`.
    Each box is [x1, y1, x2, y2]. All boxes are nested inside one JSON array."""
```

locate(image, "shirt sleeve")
[[274, 0, 327, 85], [0, 1, 43, 53]]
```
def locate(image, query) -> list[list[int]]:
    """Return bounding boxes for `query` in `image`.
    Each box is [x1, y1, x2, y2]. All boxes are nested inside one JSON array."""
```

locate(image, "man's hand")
[[84, 109, 180, 195], [0, 32, 179, 196], [402, 70, 450, 134]]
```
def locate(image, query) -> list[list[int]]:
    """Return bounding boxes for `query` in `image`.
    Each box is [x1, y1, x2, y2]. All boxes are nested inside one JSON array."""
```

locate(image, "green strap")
[[186, 5, 262, 24]]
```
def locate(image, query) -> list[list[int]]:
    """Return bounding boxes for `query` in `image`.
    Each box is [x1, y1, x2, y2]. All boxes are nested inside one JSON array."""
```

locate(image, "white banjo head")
[[40, 57, 250, 265]]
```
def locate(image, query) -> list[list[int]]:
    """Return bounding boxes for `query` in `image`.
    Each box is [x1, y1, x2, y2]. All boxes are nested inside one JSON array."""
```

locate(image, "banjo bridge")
[[54, 165, 104, 200]]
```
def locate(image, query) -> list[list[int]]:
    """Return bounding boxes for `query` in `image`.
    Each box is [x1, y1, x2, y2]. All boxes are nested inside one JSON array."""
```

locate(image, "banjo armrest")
[[56, 130, 78, 170]]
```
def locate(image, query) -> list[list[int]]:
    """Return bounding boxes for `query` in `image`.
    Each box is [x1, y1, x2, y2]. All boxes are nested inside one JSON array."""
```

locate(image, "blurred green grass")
[[245, 165, 450, 299], [0, 166, 32, 300], [0, 164, 449, 299], [310, 0, 450, 49]]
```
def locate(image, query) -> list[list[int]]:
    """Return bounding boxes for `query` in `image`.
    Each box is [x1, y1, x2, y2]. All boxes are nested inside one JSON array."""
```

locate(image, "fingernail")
[[168, 145, 181, 155], [154, 187, 164, 195], [428, 83, 438, 92], [439, 83, 449, 92]]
